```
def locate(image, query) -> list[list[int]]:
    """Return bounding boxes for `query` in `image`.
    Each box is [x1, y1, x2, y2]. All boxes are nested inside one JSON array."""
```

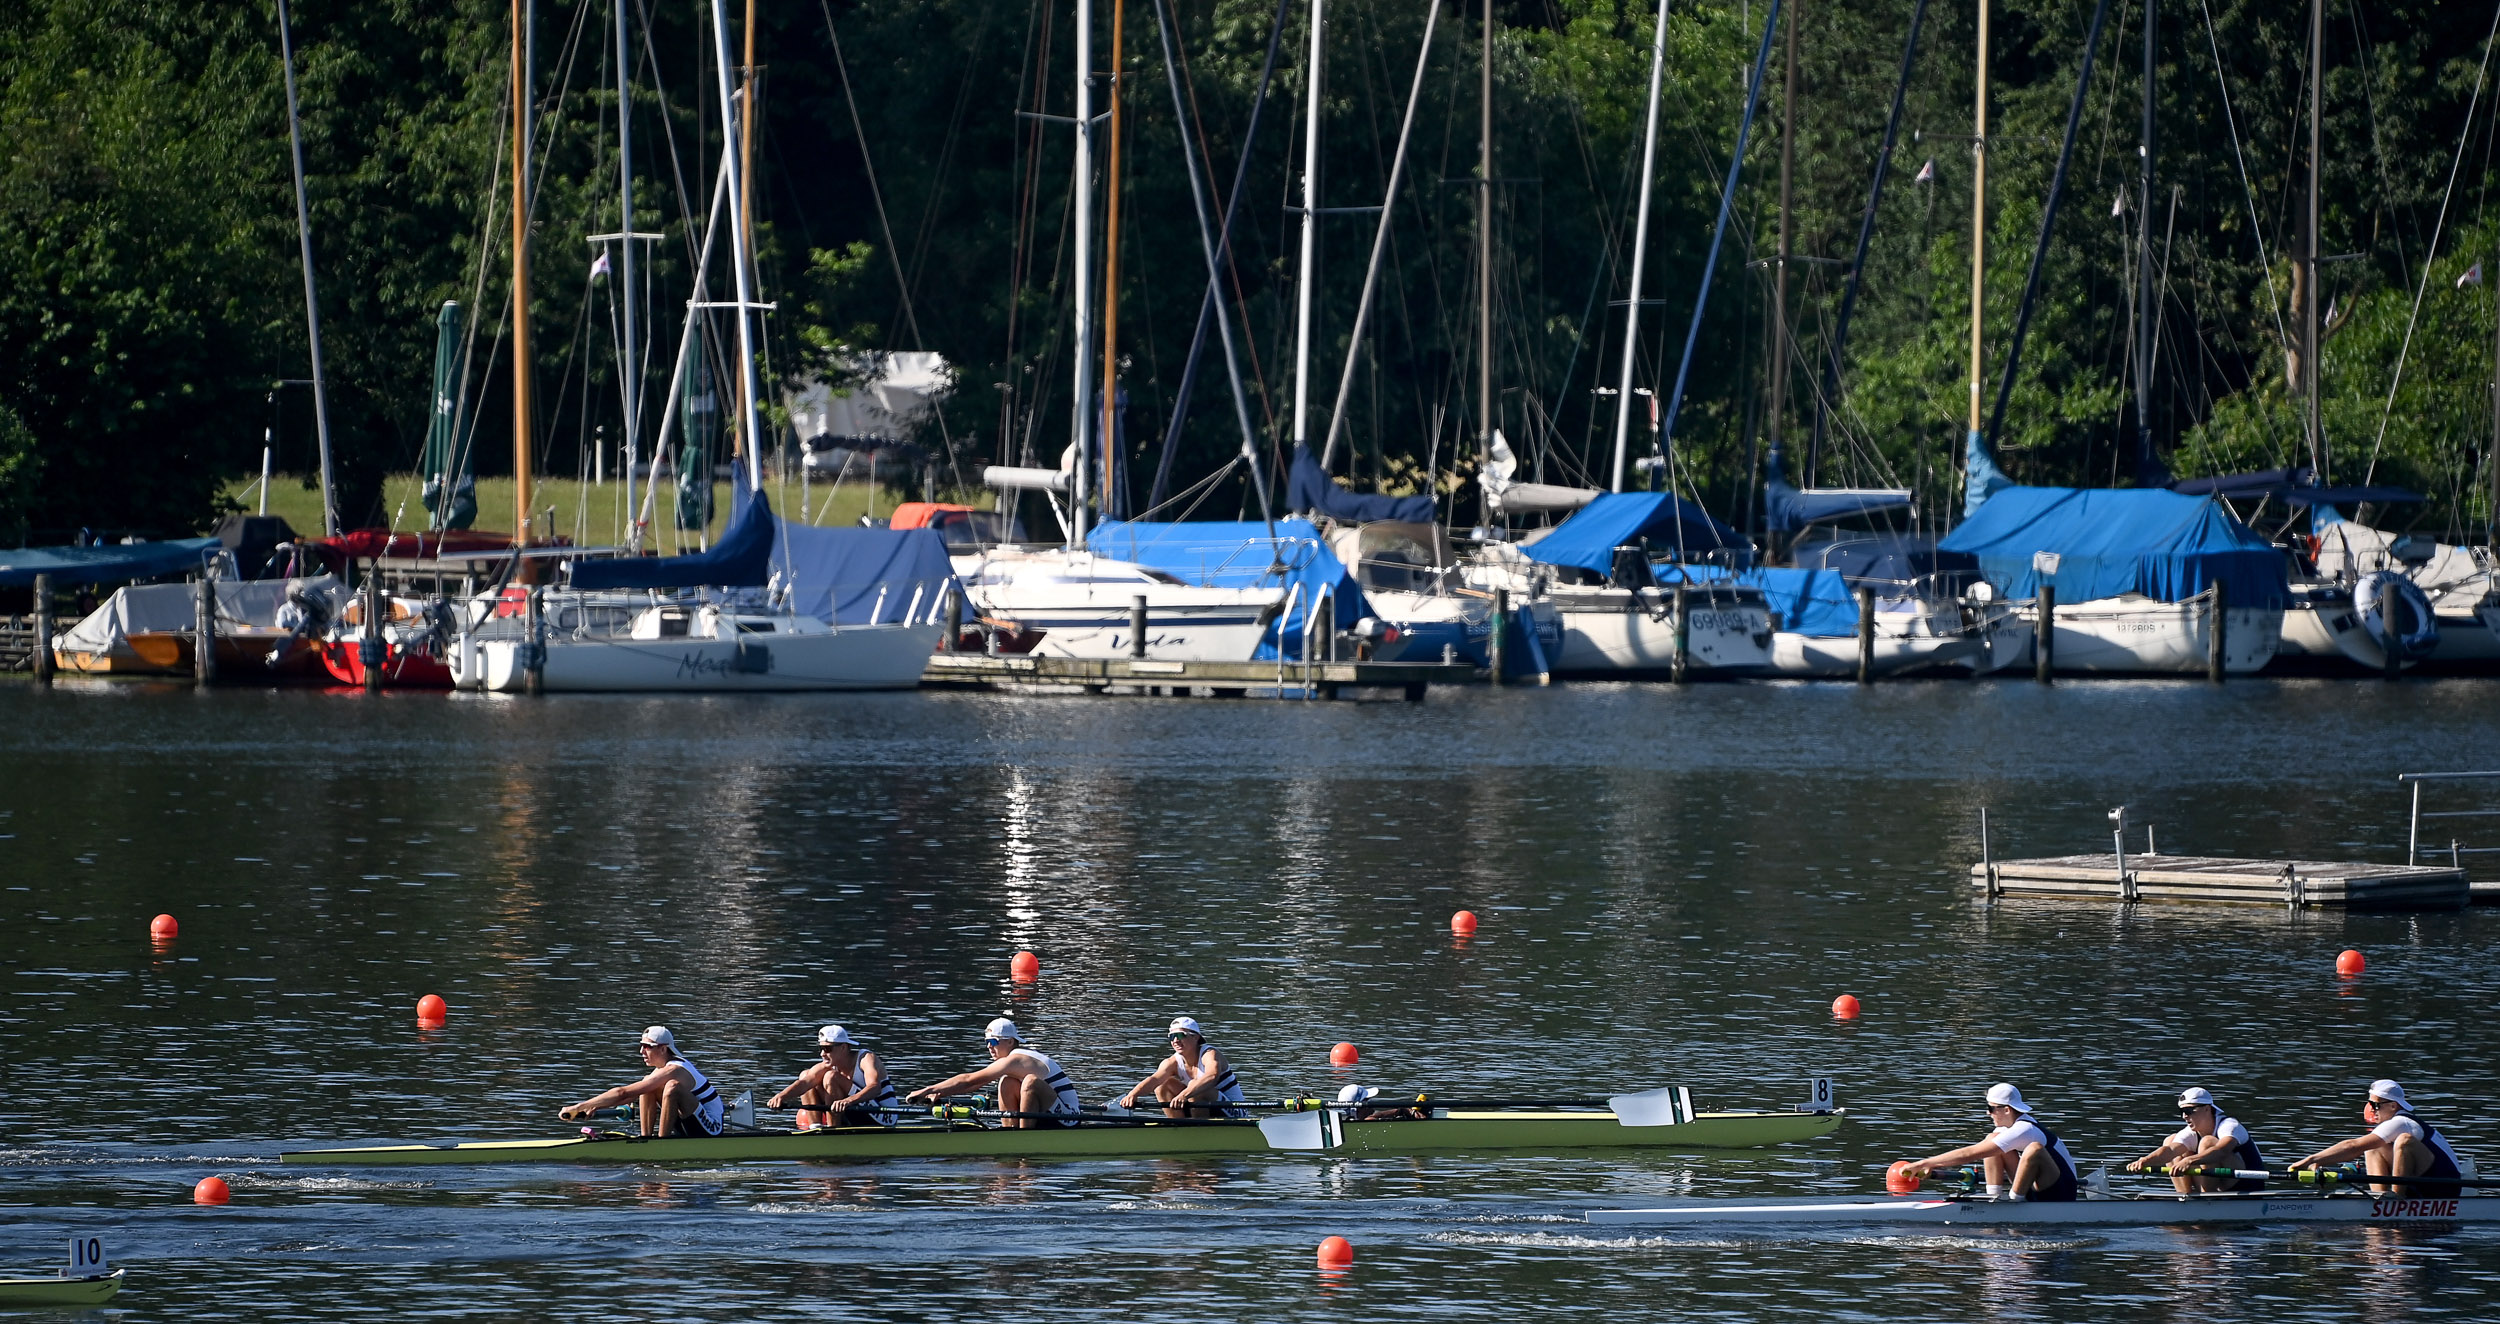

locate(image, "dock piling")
[[1671, 585, 1690, 683], [1855, 586, 1875, 684], [2034, 586, 2056, 683], [2207, 580, 2227, 682], [944, 585, 963, 653], [30, 573, 51, 685], [523, 587, 545, 695], [361, 562, 383, 691], [1489, 588, 1508, 686], [194, 576, 217, 687], [1130, 595, 1147, 659]]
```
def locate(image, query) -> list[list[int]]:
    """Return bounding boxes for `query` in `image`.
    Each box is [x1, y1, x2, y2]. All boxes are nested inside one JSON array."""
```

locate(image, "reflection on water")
[[1, 680, 2498, 1319]]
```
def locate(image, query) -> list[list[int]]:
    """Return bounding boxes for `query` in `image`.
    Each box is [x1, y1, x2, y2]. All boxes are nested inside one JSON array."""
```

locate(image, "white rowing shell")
[[1586, 1194, 2500, 1227]]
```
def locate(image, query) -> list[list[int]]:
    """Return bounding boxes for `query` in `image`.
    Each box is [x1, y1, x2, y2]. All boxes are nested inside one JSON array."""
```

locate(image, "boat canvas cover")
[[55, 577, 344, 656], [1522, 492, 1744, 574], [1743, 566, 1858, 636], [571, 484, 775, 590], [1794, 535, 1980, 588], [1936, 486, 2288, 609], [774, 524, 958, 624], [0, 537, 217, 588], [1286, 444, 1437, 524], [1760, 446, 1911, 533], [1087, 518, 1366, 660], [2312, 515, 2492, 614]]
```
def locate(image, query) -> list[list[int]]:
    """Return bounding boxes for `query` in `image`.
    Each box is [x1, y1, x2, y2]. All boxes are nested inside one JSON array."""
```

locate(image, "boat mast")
[[275, 0, 337, 538], [2133, 0, 2155, 483], [1769, 0, 1799, 485], [708, 0, 765, 491], [1100, 0, 1126, 523], [1608, 0, 1673, 494], [2303, 0, 2324, 481], [1071, 0, 1096, 546], [737, 0, 764, 486], [615, 0, 641, 539], [511, 0, 534, 545], [1289, 0, 1324, 470], [1476, 0, 1493, 518], [1962, 0, 1987, 512]]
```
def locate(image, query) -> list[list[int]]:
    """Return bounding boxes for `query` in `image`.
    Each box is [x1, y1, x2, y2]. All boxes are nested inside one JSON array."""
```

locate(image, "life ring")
[[2355, 570, 2440, 661]]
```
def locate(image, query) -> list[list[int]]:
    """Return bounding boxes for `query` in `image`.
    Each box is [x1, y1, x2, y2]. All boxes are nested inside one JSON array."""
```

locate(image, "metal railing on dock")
[[2402, 772, 2500, 900]]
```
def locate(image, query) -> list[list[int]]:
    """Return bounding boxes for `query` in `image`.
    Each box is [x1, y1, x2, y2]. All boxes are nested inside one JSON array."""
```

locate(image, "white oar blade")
[[1609, 1086, 1688, 1127], [1258, 1110, 1329, 1150], [728, 1090, 755, 1130]]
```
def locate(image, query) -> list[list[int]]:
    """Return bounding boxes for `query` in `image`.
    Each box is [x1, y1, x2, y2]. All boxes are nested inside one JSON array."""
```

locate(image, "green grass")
[[222, 474, 973, 549]]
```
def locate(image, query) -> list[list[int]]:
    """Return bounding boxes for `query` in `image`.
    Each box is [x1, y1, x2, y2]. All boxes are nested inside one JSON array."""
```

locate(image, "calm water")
[[2, 676, 2497, 1320]]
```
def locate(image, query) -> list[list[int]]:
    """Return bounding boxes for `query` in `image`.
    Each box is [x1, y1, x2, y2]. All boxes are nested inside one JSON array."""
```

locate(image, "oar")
[[557, 1089, 757, 1131], [2158, 1164, 2500, 1189]]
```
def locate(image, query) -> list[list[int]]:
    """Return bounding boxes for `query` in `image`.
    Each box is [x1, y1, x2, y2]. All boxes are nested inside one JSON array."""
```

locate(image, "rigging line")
[[816, 0, 923, 349], [2360, 0, 2500, 487], [1320, 0, 1442, 472], [2345, 4, 2410, 282], [2195, 0, 2296, 449], [446, 68, 514, 499], [901, 7, 999, 310], [632, 0, 698, 268]]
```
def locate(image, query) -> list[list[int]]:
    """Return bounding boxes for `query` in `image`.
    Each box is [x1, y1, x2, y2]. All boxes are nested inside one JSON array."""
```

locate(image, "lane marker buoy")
[[193, 1176, 230, 1205], [2336, 949, 2366, 976], [1449, 910, 1478, 936], [1316, 1235, 1353, 1267], [416, 993, 448, 1023], [1831, 994, 1861, 1019], [150, 914, 179, 941], [1329, 1042, 1360, 1066], [1010, 951, 1041, 982]]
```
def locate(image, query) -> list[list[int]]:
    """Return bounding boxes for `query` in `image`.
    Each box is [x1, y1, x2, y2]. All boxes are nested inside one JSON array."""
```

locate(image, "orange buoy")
[[1885, 1161, 1921, 1194], [1329, 1042, 1360, 1067], [416, 993, 448, 1023], [193, 1176, 231, 1205], [150, 914, 179, 941], [1450, 909, 1479, 936], [1316, 1235, 1354, 1267], [1831, 994, 1861, 1020], [2336, 949, 2366, 976], [1010, 951, 1041, 982]]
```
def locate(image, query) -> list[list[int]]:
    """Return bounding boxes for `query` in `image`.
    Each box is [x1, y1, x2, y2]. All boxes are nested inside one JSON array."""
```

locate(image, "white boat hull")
[[478, 623, 939, 692], [1548, 587, 1775, 677], [2016, 595, 2282, 674], [1767, 632, 1983, 678], [1588, 1193, 2500, 1227], [962, 551, 1290, 662]]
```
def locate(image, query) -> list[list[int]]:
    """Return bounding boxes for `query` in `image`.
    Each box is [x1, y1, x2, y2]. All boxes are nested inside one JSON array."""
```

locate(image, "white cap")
[[1336, 1084, 1378, 1104], [984, 1017, 1022, 1043], [2177, 1087, 2216, 1110], [639, 1025, 675, 1049], [817, 1025, 858, 1048], [2369, 1079, 2409, 1109], [1167, 1016, 1205, 1039], [1986, 1082, 2034, 1115]]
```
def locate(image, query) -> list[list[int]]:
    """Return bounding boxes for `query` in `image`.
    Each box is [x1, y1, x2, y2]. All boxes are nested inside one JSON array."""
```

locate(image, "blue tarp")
[[1936, 486, 2288, 609], [1760, 445, 1911, 533], [1286, 445, 1437, 524], [1521, 492, 1744, 575], [776, 525, 957, 624], [0, 537, 218, 588], [1793, 534, 1980, 587], [571, 484, 776, 590], [1088, 518, 1365, 660], [1741, 566, 1860, 636]]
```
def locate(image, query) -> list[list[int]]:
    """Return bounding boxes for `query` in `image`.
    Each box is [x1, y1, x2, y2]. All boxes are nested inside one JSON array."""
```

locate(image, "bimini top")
[[1520, 492, 1744, 574], [1936, 486, 2287, 609], [0, 537, 217, 588], [570, 485, 776, 590]]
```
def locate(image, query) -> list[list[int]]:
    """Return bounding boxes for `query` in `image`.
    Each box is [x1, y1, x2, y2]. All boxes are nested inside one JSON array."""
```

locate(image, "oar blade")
[[1256, 1109, 1343, 1150], [1609, 1085, 1694, 1127], [727, 1090, 755, 1131]]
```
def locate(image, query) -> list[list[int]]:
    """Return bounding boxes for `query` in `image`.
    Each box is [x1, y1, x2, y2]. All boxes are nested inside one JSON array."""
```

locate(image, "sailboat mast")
[[1477, 0, 1493, 509], [616, 0, 640, 537], [1071, 0, 1096, 546], [1770, 0, 1799, 483], [511, 0, 535, 545], [708, 0, 765, 489], [1963, 0, 1987, 498], [2134, 0, 2154, 480], [2304, 0, 2324, 481], [1289, 0, 1324, 462], [275, 0, 337, 538], [1609, 0, 1672, 494], [735, 0, 762, 481], [1100, 0, 1125, 522]]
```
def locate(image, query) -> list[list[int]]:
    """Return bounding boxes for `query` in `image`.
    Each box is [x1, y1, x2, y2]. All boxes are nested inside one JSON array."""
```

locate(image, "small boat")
[[281, 1105, 1840, 1167], [470, 600, 940, 692], [0, 1270, 124, 1306], [1588, 1191, 2498, 1228]]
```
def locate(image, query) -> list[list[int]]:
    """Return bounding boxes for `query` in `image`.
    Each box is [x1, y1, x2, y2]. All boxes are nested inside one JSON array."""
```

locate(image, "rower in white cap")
[[1897, 1083, 2080, 1201], [1114, 1017, 1248, 1118], [2289, 1079, 2468, 1195], [559, 1026, 726, 1138], [2127, 1087, 2266, 1192], [905, 1018, 1082, 1129], [768, 1025, 898, 1130]]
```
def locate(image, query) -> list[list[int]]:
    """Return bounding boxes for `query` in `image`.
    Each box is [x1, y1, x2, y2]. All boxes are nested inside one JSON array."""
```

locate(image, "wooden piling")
[[194, 576, 217, 687], [1671, 585, 1690, 683], [1130, 594, 1147, 659], [2206, 580, 2227, 682], [2033, 585, 2056, 683], [523, 587, 545, 695], [944, 584, 963, 653], [1855, 586, 1876, 685], [29, 572, 51, 685], [361, 562, 383, 691], [1489, 588, 1508, 686]]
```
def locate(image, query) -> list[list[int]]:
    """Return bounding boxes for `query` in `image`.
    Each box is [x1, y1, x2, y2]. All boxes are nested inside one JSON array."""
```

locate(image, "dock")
[[1975, 854, 2471, 910], [920, 654, 1478, 700]]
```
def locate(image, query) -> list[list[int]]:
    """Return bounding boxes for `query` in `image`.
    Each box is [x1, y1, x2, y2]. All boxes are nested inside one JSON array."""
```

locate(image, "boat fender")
[[2355, 570, 2439, 661]]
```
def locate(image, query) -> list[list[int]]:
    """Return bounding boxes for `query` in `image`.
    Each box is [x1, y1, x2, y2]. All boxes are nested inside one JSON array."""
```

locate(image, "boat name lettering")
[[2371, 1198, 2460, 1218], [675, 652, 743, 679]]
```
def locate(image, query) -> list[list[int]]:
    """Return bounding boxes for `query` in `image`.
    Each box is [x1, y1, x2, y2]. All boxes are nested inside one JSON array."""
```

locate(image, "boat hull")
[[280, 1108, 1841, 1167], [1588, 1192, 2500, 1228], [479, 623, 940, 692], [0, 1270, 123, 1305], [1547, 589, 1775, 677], [2014, 597, 2282, 674]]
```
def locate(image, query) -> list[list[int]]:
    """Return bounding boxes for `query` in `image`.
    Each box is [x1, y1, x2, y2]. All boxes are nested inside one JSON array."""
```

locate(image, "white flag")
[[2460, 261, 2484, 289], [589, 250, 612, 281], [1913, 159, 1935, 184]]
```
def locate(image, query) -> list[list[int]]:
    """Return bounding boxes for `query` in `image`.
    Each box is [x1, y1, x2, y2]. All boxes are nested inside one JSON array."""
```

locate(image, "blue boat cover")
[[1760, 445, 1911, 533], [1740, 566, 1860, 636], [1286, 445, 1437, 524], [1088, 518, 1365, 660], [1964, 431, 2016, 515], [1793, 534, 1980, 587], [0, 537, 218, 588], [775, 524, 958, 624], [2168, 467, 2425, 507], [1521, 492, 1743, 574], [571, 483, 776, 589], [1936, 486, 2288, 608]]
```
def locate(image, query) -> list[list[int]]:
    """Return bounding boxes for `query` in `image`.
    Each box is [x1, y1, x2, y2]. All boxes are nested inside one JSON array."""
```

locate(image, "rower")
[[768, 1025, 898, 1130], [2126, 1087, 2265, 1193], [1336, 1084, 1429, 1122], [1898, 1083, 2080, 1202], [2288, 1079, 2467, 1196], [1115, 1017, 1248, 1119], [903, 1018, 1081, 1129], [558, 1025, 725, 1138]]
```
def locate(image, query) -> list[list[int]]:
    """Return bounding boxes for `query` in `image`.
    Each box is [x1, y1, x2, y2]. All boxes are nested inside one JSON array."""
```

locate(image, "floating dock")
[[920, 654, 1478, 700], [1974, 854, 2471, 910]]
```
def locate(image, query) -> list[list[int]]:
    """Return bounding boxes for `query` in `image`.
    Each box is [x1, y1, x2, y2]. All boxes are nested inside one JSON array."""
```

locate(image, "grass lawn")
[[222, 473, 963, 549]]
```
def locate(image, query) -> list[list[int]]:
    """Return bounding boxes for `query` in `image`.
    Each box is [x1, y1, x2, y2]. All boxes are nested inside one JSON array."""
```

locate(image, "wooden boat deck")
[[1975, 853, 2470, 910]]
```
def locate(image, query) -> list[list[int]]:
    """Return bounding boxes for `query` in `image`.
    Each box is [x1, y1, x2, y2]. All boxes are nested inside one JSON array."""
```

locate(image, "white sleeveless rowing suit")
[[1174, 1043, 1247, 1118], [1007, 1047, 1081, 1117], [673, 1055, 726, 1136]]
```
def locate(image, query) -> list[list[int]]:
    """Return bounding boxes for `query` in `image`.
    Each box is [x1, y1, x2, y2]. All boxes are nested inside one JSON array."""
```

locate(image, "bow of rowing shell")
[[280, 1108, 1840, 1167]]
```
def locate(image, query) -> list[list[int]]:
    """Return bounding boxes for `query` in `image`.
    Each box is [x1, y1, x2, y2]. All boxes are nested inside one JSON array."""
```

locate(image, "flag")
[[2112, 190, 2126, 217], [589, 250, 611, 281], [1913, 159, 1935, 184], [2460, 261, 2484, 289]]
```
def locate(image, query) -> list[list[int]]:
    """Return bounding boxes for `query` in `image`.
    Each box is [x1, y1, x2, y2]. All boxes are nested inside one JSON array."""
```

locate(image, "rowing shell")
[[0, 1270, 124, 1305], [281, 1108, 1840, 1167], [1587, 1193, 2500, 1228]]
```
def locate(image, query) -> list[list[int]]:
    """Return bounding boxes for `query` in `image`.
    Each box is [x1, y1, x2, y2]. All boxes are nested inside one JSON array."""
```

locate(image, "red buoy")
[[1885, 1161, 1921, 1194], [1450, 909, 1479, 936], [193, 1176, 231, 1205], [2336, 949, 2366, 976], [1329, 1042, 1360, 1067], [1316, 1235, 1354, 1267], [416, 993, 448, 1023], [1010, 951, 1041, 982], [150, 914, 179, 941], [1831, 994, 1862, 1020]]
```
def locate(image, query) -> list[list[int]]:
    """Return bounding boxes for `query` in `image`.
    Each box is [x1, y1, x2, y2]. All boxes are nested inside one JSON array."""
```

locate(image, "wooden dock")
[[1975, 854, 2471, 910], [920, 653, 1478, 700]]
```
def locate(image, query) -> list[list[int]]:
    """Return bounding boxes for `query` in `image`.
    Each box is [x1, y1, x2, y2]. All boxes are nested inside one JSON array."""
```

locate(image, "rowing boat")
[[0, 1270, 123, 1305], [280, 1108, 1840, 1167], [1587, 1192, 2500, 1228]]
